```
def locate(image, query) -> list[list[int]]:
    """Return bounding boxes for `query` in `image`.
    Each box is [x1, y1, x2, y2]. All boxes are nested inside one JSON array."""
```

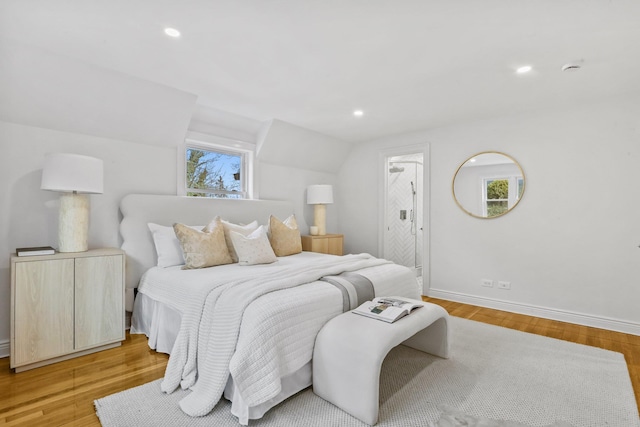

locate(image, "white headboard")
[[119, 194, 300, 310]]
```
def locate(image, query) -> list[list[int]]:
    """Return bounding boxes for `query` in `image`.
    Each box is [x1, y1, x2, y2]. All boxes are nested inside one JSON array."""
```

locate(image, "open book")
[[352, 297, 423, 323]]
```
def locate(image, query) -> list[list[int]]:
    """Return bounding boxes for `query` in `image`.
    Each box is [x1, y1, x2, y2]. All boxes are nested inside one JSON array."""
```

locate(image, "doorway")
[[380, 146, 428, 294]]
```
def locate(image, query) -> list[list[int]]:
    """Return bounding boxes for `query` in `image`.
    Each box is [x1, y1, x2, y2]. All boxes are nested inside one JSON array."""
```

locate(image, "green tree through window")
[[186, 147, 243, 198], [486, 179, 508, 217]]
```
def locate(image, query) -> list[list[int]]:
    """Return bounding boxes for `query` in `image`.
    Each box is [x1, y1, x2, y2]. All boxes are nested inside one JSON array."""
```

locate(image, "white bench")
[[312, 298, 450, 425]]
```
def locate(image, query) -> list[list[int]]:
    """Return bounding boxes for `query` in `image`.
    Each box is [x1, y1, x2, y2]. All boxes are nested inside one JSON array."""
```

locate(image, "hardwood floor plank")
[[1, 299, 638, 425]]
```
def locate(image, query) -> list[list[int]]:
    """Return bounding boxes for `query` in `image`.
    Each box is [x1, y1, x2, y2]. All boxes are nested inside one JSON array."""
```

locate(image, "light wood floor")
[[1, 298, 638, 426]]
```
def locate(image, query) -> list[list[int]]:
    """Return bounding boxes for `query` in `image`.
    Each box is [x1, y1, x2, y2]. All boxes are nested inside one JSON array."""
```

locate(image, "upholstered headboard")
[[119, 194, 300, 311]]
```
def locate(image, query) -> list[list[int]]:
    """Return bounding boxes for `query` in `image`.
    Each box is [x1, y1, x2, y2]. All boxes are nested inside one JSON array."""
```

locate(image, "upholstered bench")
[[312, 298, 450, 425]]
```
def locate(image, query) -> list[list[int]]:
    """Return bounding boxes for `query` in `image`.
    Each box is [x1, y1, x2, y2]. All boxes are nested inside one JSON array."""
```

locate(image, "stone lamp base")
[[313, 204, 327, 236], [58, 193, 89, 252]]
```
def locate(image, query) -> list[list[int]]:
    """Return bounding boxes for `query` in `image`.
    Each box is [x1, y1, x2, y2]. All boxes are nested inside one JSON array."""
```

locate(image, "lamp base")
[[313, 204, 327, 236], [58, 193, 89, 252]]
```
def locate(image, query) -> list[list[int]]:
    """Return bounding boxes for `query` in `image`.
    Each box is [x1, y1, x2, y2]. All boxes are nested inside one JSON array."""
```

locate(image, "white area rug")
[[95, 317, 640, 427]]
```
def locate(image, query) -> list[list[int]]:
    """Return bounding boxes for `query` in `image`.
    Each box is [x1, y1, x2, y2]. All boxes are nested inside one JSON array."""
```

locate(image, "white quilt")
[[152, 253, 411, 417], [229, 281, 343, 408]]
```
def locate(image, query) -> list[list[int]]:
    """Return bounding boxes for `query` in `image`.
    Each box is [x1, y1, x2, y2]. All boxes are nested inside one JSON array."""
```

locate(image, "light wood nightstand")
[[301, 234, 344, 256], [10, 248, 125, 372]]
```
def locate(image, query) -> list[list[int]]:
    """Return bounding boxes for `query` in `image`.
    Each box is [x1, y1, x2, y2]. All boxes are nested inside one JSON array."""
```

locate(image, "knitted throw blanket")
[[160, 253, 391, 417]]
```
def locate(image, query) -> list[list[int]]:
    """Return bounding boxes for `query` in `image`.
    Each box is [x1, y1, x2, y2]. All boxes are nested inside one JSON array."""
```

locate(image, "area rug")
[[95, 317, 640, 427]]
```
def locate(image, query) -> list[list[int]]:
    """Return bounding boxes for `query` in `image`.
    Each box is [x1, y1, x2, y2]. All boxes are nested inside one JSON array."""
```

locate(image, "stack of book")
[[16, 246, 56, 257]]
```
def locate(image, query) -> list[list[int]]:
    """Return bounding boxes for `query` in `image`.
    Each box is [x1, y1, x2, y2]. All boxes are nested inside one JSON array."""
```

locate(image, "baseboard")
[[427, 288, 640, 336], [0, 339, 9, 358]]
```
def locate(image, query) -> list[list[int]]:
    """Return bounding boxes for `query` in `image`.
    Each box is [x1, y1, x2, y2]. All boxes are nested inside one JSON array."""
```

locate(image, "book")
[[16, 246, 56, 257], [352, 297, 423, 323]]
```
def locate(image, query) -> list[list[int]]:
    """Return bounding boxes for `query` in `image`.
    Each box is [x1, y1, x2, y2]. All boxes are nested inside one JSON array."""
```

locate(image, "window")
[[484, 178, 509, 217], [182, 137, 253, 198], [482, 176, 523, 218]]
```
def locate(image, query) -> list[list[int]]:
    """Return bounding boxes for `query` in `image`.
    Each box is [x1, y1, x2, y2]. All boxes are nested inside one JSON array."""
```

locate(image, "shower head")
[[389, 165, 405, 173]]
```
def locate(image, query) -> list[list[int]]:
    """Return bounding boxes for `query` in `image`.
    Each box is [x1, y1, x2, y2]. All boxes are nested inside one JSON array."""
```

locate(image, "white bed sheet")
[[135, 251, 339, 313]]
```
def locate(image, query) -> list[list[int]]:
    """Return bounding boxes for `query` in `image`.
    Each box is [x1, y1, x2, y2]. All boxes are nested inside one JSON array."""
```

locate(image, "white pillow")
[[221, 219, 259, 262], [147, 223, 203, 268], [229, 225, 277, 266]]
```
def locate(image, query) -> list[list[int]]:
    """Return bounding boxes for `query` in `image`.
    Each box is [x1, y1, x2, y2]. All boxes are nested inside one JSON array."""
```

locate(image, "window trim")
[[178, 131, 255, 199]]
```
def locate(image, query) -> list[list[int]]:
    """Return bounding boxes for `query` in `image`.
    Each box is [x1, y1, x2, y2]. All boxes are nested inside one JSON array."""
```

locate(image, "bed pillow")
[[173, 217, 233, 269], [148, 223, 203, 268], [221, 219, 260, 263], [229, 225, 277, 266], [268, 214, 302, 257]]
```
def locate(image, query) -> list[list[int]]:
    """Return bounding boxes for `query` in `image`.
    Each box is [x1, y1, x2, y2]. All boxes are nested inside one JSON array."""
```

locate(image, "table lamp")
[[41, 153, 104, 252], [307, 184, 333, 236]]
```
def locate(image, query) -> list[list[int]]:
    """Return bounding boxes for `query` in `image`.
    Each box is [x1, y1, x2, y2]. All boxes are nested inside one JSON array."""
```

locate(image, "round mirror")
[[452, 152, 525, 219]]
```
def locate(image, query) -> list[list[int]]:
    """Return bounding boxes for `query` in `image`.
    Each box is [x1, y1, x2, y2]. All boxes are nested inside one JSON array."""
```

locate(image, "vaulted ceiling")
[[2, 0, 639, 143]]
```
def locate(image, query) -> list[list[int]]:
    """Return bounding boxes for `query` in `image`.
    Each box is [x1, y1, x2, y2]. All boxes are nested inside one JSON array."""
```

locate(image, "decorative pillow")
[[229, 225, 277, 266], [268, 214, 302, 257], [221, 219, 260, 263], [148, 223, 203, 268], [173, 217, 232, 269]]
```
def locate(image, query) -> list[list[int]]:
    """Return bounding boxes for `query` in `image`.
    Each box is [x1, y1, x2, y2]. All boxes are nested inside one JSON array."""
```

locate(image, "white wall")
[[0, 41, 197, 147], [257, 161, 339, 235], [0, 121, 178, 353], [339, 94, 640, 334], [257, 119, 352, 174]]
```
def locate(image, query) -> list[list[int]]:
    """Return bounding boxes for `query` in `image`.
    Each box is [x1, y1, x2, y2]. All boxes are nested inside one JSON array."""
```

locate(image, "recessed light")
[[516, 65, 532, 74], [353, 110, 364, 117], [164, 27, 181, 38]]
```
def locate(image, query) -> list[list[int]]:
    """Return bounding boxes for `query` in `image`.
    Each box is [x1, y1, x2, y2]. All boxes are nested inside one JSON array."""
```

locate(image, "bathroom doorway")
[[380, 146, 428, 294]]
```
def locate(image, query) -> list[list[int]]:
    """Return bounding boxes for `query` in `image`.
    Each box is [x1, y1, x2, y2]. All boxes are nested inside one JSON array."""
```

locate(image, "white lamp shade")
[[41, 153, 104, 194], [307, 185, 333, 204]]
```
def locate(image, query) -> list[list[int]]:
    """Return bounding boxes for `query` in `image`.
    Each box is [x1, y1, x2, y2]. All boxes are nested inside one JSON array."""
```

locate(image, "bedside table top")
[[11, 247, 124, 262]]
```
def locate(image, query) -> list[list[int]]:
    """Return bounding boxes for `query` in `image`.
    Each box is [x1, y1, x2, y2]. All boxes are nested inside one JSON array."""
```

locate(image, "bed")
[[120, 194, 420, 425]]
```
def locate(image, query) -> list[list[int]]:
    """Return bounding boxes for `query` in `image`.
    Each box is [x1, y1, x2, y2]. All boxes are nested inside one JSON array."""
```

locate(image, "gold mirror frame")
[[452, 151, 525, 219]]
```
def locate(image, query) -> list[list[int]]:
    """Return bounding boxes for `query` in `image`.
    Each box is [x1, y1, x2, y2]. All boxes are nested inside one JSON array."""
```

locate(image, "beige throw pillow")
[[221, 219, 260, 263], [173, 217, 232, 269], [268, 214, 302, 257], [229, 225, 277, 265]]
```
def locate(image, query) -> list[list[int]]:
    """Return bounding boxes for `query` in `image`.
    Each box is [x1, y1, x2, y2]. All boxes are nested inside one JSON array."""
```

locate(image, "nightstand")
[[301, 234, 344, 256], [10, 248, 125, 372]]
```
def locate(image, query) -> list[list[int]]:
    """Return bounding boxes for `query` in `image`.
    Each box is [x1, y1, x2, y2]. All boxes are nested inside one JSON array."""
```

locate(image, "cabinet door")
[[311, 237, 330, 254], [327, 236, 343, 255], [74, 255, 124, 350], [13, 259, 74, 366]]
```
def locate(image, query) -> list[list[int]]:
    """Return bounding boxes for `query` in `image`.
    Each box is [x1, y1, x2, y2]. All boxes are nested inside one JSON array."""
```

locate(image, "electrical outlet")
[[482, 279, 494, 287], [498, 281, 511, 290]]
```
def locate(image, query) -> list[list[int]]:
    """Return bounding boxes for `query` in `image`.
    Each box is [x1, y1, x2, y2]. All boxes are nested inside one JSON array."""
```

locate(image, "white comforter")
[[137, 252, 419, 419]]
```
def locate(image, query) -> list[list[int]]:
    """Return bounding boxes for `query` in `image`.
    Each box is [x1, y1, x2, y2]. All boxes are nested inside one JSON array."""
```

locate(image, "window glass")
[[485, 179, 509, 217], [186, 146, 245, 198], [517, 177, 524, 199]]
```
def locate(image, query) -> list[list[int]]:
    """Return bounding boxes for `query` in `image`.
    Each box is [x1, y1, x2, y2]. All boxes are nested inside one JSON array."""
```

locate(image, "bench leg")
[[313, 339, 383, 425], [402, 316, 450, 358]]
